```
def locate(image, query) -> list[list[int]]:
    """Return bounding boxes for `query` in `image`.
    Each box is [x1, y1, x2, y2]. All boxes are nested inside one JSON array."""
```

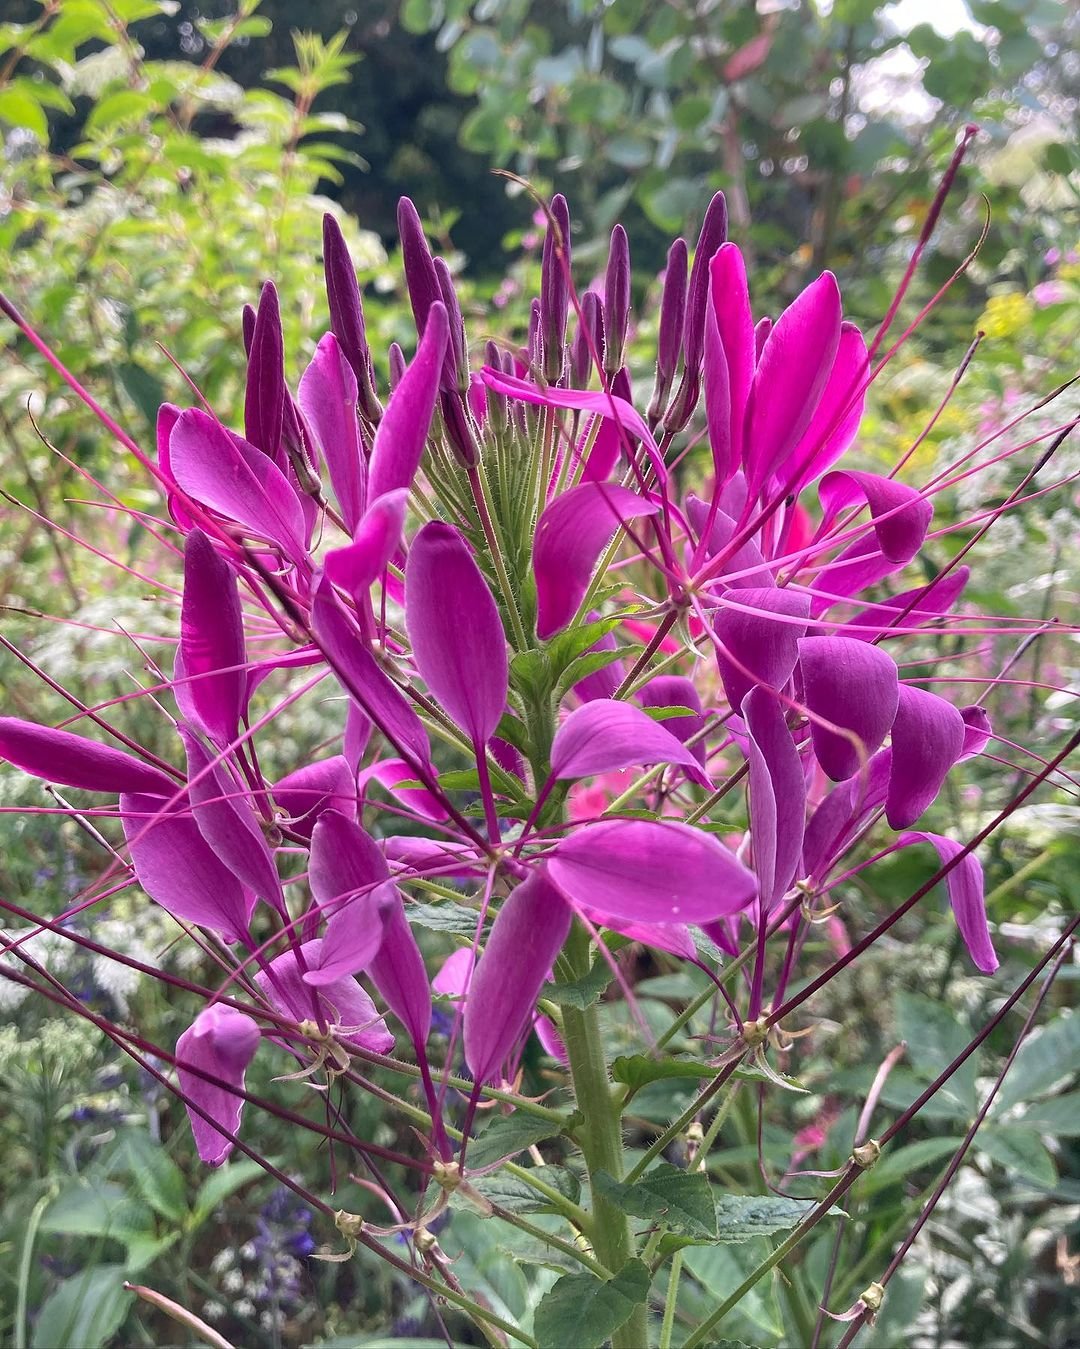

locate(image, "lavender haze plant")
[[1, 128, 1077, 1347]]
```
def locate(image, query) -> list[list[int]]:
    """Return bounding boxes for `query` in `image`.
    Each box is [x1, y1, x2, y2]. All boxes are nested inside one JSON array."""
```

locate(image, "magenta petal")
[[324, 489, 408, 598], [359, 758, 449, 822], [274, 756, 355, 839], [177, 1005, 260, 1166], [305, 813, 395, 986], [548, 818, 757, 924], [960, 705, 992, 759], [900, 832, 998, 973], [801, 749, 891, 882], [533, 483, 660, 640], [464, 868, 572, 1085], [585, 909, 696, 958], [550, 699, 705, 782], [179, 530, 247, 748], [169, 409, 309, 567], [886, 685, 965, 828], [244, 280, 286, 462], [799, 636, 899, 781], [713, 587, 811, 711], [181, 729, 284, 911], [298, 332, 366, 532], [121, 792, 256, 940], [480, 368, 668, 484], [637, 676, 707, 769], [367, 301, 449, 501], [255, 942, 395, 1052], [819, 470, 932, 565], [811, 536, 905, 616], [703, 300, 733, 485], [707, 244, 754, 473], [842, 567, 969, 641], [405, 521, 508, 746], [0, 718, 176, 796], [383, 836, 487, 882], [686, 495, 770, 588], [368, 899, 432, 1049], [433, 946, 473, 997], [744, 272, 842, 495], [743, 686, 805, 911], [311, 579, 433, 770], [783, 322, 869, 494], [156, 402, 194, 529]]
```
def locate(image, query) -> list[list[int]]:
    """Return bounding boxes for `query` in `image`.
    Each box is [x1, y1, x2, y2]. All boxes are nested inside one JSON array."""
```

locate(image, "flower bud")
[[540, 193, 571, 383], [603, 223, 630, 376], [323, 213, 383, 424], [570, 290, 604, 388]]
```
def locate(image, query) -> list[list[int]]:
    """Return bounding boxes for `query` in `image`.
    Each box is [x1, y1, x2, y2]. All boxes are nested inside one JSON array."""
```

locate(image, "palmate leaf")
[[534, 1258, 650, 1349], [713, 1194, 823, 1242]]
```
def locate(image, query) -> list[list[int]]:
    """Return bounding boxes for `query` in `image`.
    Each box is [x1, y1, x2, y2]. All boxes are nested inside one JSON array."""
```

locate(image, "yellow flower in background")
[[977, 292, 1035, 339]]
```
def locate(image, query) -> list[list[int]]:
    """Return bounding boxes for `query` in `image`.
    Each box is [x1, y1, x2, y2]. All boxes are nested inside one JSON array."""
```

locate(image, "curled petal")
[[548, 818, 756, 925], [800, 751, 890, 882], [550, 699, 706, 783], [713, 587, 811, 711], [799, 636, 899, 782], [121, 792, 256, 941], [177, 1006, 260, 1166], [0, 717, 176, 796], [179, 529, 247, 748], [405, 521, 508, 745], [743, 686, 805, 911], [782, 323, 869, 494], [274, 756, 356, 840], [637, 676, 707, 769], [960, 705, 993, 759], [818, 470, 932, 565], [900, 832, 998, 973], [532, 482, 660, 640], [255, 943, 395, 1052], [298, 332, 365, 532], [886, 685, 965, 829], [367, 301, 449, 501], [359, 758, 449, 822], [464, 868, 572, 1084], [324, 489, 408, 600], [842, 567, 969, 641]]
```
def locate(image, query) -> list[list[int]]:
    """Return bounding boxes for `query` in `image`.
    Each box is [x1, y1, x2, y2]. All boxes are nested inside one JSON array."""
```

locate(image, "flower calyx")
[[852, 1138, 882, 1169]]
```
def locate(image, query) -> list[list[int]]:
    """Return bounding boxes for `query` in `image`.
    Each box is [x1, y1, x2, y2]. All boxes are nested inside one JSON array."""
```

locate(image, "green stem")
[[560, 923, 649, 1349], [16, 1191, 50, 1349], [659, 1252, 684, 1349], [625, 1074, 742, 1185]]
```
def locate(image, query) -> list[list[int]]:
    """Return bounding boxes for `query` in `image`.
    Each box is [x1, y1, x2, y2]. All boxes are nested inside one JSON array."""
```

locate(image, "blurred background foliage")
[[0, 0, 1078, 1345]]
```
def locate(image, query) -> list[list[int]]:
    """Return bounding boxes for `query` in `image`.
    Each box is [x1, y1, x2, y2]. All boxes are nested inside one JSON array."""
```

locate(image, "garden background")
[[0, 0, 1078, 1345]]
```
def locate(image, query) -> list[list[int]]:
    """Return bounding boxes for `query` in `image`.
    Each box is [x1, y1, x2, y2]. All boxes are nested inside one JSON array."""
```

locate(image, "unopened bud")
[[603, 223, 630, 376], [570, 290, 604, 388], [540, 194, 571, 383], [649, 237, 688, 426], [683, 192, 728, 377], [397, 197, 441, 338], [440, 390, 479, 468], [434, 255, 470, 395], [323, 213, 383, 423]]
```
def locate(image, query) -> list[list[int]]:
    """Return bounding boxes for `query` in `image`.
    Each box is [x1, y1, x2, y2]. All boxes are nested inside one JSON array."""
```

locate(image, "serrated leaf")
[[978, 1126, 1057, 1186], [552, 647, 629, 704], [408, 899, 484, 937], [595, 1163, 717, 1237], [543, 956, 615, 1010], [461, 1165, 581, 1215], [545, 615, 622, 676], [534, 1258, 650, 1349], [509, 649, 551, 700], [714, 1194, 822, 1242], [439, 768, 481, 792], [467, 1112, 572, 1172]]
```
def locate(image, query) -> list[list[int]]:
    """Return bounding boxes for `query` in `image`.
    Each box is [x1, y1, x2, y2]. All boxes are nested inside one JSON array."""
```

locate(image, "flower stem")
[[559, 922, 649, 1349]]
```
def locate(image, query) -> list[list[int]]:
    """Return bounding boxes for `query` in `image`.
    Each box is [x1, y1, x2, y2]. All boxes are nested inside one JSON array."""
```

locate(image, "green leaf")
[[32, 1265, 132, 1349], [116, 361, 166, 432], [85, 89, 155, 133], [509, 648, 552, 701], [121, 1131, 187, 1223], [552, 647, 628, 704], [543, 956, 615, 1010], [998, 1013, 1080, 1107], [978, 1126, 1057, 1186], [545, 616, 621, 677], [612, 1053, 720, 1091], [192, 1158, 267, 1225], [534, 1258, 650, 1349], [894, 991, 977, 1113], [438, 768, 481, 792], [859, 1137, 964, 1195], [40, 1180, 152, 1241], [463, 1165, 581, 1214], [0, 86, 48, 140], [408, 899, 483, 937], [713, 1194, 820, 1243], [595, 1163, 717, 1237], [1007, 1090, 1080, 1136], [467, 1112, 572, 1171]]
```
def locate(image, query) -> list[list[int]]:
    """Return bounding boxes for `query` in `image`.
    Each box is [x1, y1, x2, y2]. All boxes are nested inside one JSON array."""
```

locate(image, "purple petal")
[[818, 470, 932, 564], [744, 272, 841, 495], [156, 402, 194, 529], [682, 192, 729, 376], [255, 943, 395, 1051], [548, 818, 757, 924], [799, 636, 899, 781], [274, 756, 356, 840], [707, 244, 754, 475], [703, 298, 733, 484], [384, 834, 487, 882], [323, 212, 381, 422], [743, 686, 805, 911], [244, 280, 286, 462], [169, 409, 309, 567], [179, 529, 247, 748], [464, 867, 572, 1084], [368, 899, 432, 1049], [841, 567, 969, 641], [298, 332, 365, 532], [311, 579, 433, 770], [533, 482, 660, 640], [584, 910, 696, 958], [0, 717, 176, 796], [637, 676, 707, 768], [367, 301, 449, 501], [900, 832, 998, 973], [405, 521, 508, 746], [479, 369, 668, 485], [885, 685, 965, 828], [121, 793, 255, 940], [801, 749, 891, 882], [782, 323, 869, 494], [960, 705, 992, 759], [550, 699, 706, 783], [713, 587, 811, 711], [181, 728, 284, 911], [324, 489, 408, 599], [686, 495, 770, 588], [305, 811, 395, 985], [433, 946, 473, 997], [359, 758, 449, 822], [177, 1005, 260, 1165]]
